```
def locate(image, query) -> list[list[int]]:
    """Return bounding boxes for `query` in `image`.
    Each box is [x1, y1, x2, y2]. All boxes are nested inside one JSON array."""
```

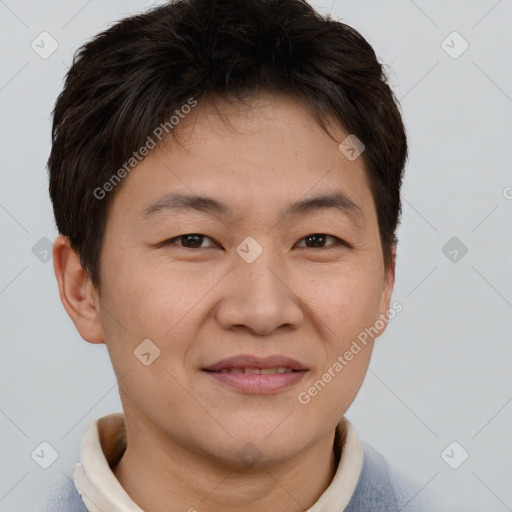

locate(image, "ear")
[[383, 244, 396, 309], [53, 236, 104, 344], [375, 244, 397, 336]]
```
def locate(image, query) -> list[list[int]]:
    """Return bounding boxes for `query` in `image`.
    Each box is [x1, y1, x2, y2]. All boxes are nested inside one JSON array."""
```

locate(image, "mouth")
[[202, 354, 308, 394], [211, 367, 297, 374], [203, 354, 307, 372]]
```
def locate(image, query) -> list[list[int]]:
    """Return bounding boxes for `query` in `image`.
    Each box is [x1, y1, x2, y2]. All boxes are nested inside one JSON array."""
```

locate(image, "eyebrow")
[[142, 191, 364, 225]]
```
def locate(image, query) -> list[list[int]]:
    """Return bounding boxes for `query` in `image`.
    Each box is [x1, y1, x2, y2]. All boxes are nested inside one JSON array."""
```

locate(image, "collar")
[[73, 413, 363, 512]]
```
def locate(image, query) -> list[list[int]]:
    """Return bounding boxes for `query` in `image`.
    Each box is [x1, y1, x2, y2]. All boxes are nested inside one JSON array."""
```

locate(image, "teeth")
[[216, 367, 293, 374]]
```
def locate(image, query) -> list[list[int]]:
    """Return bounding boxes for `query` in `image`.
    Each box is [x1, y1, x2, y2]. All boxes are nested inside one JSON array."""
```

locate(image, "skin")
[[54, 93, 395, 512]]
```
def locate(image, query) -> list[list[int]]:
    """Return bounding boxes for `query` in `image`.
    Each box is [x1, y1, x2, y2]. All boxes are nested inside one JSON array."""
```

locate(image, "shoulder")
[[26, 477, 87, 512], [345, 443, 448, 512]]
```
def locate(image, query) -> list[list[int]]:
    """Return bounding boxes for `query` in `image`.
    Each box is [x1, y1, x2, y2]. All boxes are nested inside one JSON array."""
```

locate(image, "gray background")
[[1, 0, 511, 510]]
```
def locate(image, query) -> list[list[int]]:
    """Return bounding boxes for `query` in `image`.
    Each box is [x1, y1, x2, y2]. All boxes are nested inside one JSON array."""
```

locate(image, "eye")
[[163, 233, 217, 249], [159, 233, 346, 250], [294, 233, 346, 249]]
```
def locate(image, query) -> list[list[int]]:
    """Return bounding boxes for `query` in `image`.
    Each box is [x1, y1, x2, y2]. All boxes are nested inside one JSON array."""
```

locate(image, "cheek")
[[296, 274, 379, 419], [299, 264, 385, 345], [98, 260, 223, 371], [295, 335, 373, 435], [101, 255, 201, 330], [97, 264, 210, 427]]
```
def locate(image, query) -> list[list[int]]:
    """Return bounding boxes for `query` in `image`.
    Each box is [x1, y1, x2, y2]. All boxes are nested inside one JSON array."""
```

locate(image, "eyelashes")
[[161, 233, 349, 250], [293, 233, 348, 249]]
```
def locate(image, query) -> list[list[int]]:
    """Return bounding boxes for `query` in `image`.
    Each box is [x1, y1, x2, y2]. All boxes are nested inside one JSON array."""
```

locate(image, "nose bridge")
[[239, 249, 283, 298], [235, 239, 287, 301], [215, 243, 304, 334]]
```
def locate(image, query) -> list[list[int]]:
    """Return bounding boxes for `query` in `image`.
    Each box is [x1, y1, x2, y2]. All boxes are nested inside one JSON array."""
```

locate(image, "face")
[[90, 94, 394, 466]]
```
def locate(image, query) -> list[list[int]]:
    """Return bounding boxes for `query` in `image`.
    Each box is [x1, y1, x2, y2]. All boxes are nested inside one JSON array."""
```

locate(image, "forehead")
[[107, 94, 376, 227]]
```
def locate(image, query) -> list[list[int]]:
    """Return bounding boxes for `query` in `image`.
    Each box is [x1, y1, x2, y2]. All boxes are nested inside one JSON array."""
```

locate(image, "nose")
[[214, 252, 304, 336]]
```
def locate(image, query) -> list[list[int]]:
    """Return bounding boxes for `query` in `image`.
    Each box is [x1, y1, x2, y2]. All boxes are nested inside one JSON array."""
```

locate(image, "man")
[[40, 0, 445, 510]]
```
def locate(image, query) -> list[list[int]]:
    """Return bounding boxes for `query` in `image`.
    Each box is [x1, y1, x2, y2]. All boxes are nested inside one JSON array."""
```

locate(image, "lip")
[[202, 354, 308, 395], [203, 354, 308, 372]]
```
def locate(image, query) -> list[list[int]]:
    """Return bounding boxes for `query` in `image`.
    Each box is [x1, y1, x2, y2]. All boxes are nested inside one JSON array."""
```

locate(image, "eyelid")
[[295, 234, 348, 248], [158, 233, 349, 250], [161, 234, 217, 248]]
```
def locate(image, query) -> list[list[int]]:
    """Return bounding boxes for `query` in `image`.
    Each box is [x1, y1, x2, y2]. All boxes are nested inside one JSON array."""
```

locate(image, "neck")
[[111, 416, 342, 512]]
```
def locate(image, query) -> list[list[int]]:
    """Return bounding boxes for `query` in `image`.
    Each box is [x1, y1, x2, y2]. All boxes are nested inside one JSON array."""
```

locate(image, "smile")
[[214, 367, 296, 374]]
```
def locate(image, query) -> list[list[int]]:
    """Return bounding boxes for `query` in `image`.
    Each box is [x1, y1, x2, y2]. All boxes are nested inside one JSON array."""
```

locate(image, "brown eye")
[[165, 234, 216, 249], [296, 234, 341, 248]]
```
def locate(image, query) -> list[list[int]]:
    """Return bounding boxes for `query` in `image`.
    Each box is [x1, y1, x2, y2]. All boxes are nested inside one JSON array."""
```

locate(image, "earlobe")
[[384, 246, 396, 299], [375, 246, 397, 338], [53, 236, 104, 344]]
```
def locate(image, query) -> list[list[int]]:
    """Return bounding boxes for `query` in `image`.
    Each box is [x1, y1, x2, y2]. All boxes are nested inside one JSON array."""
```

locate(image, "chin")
[[200, 419, 315, 468]]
